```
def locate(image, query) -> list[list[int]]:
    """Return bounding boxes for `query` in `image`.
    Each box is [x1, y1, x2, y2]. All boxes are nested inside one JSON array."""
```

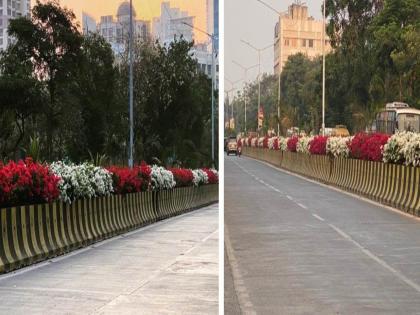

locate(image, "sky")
[[57, 0, 208, 43], [225, 0, 323, 91]]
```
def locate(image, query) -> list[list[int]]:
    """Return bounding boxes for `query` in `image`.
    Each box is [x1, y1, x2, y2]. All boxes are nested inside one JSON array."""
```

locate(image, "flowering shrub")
[[383, 132, 415, 164], [237, 139, 242, 147], [279, 137, 288, 151], [262, 136, 269, 149], [297, 136, 313, 154], [258, 137, 265, 148], [400, 133, 420, 166], [107, 164, 151, 194], [287, 136, 299, 152], [349, 133, 389, 161], [247, 137, 252, 147], [268, 137, 279, 150], [309, 136, 328, 155], [202, 169, 218, 184], [170, 168, 194, 187], [327, 137, 351, 158], [51, 162, 113, 203], [383, 132, 420, 166], [192, 169, 208, 186], [251, 138, 258, 147], [0, 158, 60, 207], [150, 165, 176, 190]]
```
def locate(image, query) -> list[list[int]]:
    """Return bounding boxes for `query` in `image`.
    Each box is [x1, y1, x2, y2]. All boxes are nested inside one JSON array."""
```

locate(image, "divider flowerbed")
[[238, 131, 420, 167], [0, 158, 218, 208]]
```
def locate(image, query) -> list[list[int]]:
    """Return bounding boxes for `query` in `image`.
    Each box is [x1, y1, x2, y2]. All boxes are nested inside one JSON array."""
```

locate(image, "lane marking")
[[246, 156, 420, 223], [329, 223, 420, 293], [286, 195, 293, 201], [298, 203, 308, 210], [312, 214, 325, 222], [225, 226, 257, 315]]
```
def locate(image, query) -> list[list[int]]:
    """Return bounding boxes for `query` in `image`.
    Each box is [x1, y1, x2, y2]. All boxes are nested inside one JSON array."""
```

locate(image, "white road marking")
[[286, 195, 293, 201], [329, 223, 420, 293], [225, 226, 257, 314], [312, 214, 325, 222], [298, 203, 308, 210]]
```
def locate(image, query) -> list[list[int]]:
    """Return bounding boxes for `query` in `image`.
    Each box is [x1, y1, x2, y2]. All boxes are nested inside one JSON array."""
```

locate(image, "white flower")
[[326, 137, 351, 158], [297, 136, 313, 154], [268, 137, 277, 150], [192, 169, 208, 186], [279, 137, 288, 151], [50, 162, 113, 203], [150, 165, 176, 190], [383, 131, 417, 165], [251, 138, 258, 147]]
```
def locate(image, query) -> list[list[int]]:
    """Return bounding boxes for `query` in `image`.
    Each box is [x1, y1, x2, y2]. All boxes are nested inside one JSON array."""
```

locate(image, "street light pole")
[[322, 0, 326, 136], [240, 40, 273, 134], [128, 0, 134, 168], [232, 61, 259, 135], [182, 22, 216, 165], [254, 0, 288, 136]]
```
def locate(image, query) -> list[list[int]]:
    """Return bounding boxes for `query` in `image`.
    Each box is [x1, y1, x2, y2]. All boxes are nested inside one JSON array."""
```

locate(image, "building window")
[[308, 39, 314, 48], [207, 64, 211, 75], [302, 39, 306, 47], [291, 38, 297, 47], [284, 38, 289, 46]]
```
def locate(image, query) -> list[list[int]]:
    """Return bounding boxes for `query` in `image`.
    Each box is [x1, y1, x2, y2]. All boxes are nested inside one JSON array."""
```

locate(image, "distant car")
[[332, 125, 350, 137], [226, 137, 238, 156]]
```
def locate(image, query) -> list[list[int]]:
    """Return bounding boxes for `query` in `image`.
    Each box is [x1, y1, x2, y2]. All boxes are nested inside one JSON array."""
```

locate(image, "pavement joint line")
[[0, 205, 215, 281], [328, 223, 420, 294], [245, 156, 420, 223], [184, 229, 219, 255], [225, 225, 257, 314], [95, 206, 219, 313], [312, 214, 325, 222]]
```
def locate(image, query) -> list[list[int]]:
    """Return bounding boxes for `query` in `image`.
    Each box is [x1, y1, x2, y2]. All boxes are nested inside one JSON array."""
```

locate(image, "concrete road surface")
[[225, 156, 420, 314], [0, 204, 218, 315]]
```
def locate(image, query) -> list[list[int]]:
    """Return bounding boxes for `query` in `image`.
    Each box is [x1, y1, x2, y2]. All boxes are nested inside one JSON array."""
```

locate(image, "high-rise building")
[[152, 2, 194, 46], [97, 1, 150, 55], [0, 0, 31, 50], [82, 12, 96, 34], [274, 3, 331, 74]]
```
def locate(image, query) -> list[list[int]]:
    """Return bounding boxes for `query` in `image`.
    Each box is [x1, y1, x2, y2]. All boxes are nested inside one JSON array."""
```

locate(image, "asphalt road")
[[0, 204, 218, 315], [225, 155, 420, 314]]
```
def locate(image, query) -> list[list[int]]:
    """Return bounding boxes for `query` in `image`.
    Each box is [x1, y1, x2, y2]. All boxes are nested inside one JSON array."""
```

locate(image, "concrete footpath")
[[225, 155, 420, 314], [0, 203, 219, 315]]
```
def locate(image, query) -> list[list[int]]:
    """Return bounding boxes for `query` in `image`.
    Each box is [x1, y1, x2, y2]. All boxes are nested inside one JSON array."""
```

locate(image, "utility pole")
[[232, 61, 259, 135], [254, 0, 290, 136], [128, 0, 134, 168], [322, 0, 326, 136], [240, 40, 273, 134]]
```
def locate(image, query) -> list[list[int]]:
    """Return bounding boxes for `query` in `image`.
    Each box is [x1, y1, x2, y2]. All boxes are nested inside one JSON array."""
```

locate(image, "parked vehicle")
[[373, 102, 420, 134], [226, 137, 238, 156]]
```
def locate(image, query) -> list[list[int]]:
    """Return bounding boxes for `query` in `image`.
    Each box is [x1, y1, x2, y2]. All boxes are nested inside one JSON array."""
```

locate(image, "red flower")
[[202, 169, 218, 184], [0, 158, 60, 207], [263, 136, 269, 149], [309, 136, 328, 155], [273, 138, 279, 150], [107, 163, 152, 194], [170, 168, 194, 187], [287, 136, 299, 152], [349, 133, 389, 161]]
